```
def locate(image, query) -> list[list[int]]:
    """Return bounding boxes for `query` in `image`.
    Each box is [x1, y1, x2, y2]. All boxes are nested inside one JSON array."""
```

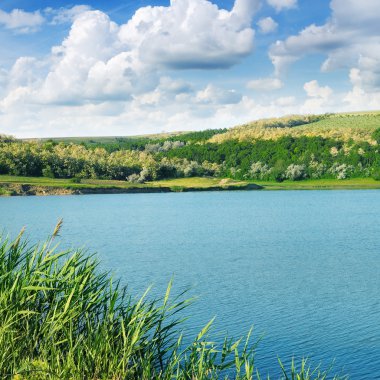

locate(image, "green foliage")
[[372, 167, 380, 181], [371, 128, 380, 144], [1, 112, 380, 183], [0, 226, 344, 379], [0, 186, 12, 196], [70, 176, 81, 184]]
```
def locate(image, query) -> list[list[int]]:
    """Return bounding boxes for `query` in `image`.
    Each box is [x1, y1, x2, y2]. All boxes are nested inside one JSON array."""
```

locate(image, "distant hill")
[[209, 112, 380, 144], [19, 111, 380, 145]]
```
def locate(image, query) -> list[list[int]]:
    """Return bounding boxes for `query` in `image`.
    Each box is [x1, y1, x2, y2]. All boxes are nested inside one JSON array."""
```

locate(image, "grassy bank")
[[0, 176, 258, 196], [1, 175, 380, 196], [253, 178, 380, 190], [0, 224, 344, 379]]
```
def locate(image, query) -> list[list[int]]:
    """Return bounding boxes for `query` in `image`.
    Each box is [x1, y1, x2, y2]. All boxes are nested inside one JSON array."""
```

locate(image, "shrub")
[[372, 167, 380, 181], [249, 162, 271, 180], [70, 176, 81, 183], [285, 164, 307, 181], [371, 128, 380, 144], [329, 163, 354, 180]]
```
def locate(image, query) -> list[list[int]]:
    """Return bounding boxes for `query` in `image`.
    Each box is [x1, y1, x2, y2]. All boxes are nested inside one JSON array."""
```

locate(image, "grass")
[[252, 178, 380, 190], [1, 175, 380, 195], [0, 176, 251, 194], [0, 222, 345, 379], [0, 175, 140, 189]]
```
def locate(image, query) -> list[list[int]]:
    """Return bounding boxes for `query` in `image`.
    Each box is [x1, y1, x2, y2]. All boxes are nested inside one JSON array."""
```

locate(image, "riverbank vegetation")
[[2, 175, 380, 196], [0, 224, 344, 379], [1, 112, 379, 184]]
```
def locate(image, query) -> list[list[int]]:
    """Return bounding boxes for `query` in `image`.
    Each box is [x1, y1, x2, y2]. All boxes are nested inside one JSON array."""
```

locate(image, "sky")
[[0, 0, 379, 137]]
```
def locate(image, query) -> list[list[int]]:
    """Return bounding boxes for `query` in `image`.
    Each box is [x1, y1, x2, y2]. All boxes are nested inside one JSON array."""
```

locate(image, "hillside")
[[209, 112, 380, 144], [18, 111, 380, 146]]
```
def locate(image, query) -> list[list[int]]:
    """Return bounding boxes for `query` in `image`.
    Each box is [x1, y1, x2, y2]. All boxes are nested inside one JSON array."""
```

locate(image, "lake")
[[1, 190, 379, 379]]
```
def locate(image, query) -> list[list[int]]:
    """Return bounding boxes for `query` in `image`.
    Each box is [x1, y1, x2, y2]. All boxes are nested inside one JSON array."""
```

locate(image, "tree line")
[[1, 129, 380, 182]]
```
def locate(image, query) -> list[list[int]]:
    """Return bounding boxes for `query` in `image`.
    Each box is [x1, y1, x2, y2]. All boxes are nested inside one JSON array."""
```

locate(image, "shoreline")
[[1, 176, 380, 196], [0, 182, 263, 196], [0, 181, 380, 197]]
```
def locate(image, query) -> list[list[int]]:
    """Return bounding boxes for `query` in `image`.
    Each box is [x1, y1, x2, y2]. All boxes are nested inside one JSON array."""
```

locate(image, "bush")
[[70, 176, 81, 183], [285, 164, 307, 181], [0, 224, 345, 379], [42, 166, 55, 178], [372, 167, 380, 181], [371, 128, 380, 144]]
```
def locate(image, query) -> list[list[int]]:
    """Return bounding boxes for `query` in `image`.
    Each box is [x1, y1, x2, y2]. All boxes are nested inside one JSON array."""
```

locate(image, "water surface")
[[1, 190, 379, 379]]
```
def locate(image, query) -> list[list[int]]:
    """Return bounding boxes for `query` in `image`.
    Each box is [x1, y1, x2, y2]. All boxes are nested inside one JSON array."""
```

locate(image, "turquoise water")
[[1, 190, 380, 379]]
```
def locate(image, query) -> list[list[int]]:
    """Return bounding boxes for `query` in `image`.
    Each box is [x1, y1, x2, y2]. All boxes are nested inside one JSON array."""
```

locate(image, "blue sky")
[[0, 0, 379, 137]]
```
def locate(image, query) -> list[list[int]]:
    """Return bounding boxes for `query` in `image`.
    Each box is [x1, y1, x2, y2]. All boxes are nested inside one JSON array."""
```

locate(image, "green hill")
[[209, 112, 380, 144]]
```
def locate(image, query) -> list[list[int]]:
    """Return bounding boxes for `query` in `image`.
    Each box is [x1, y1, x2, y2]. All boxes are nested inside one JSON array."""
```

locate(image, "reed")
[[0, 222, 344, 379]]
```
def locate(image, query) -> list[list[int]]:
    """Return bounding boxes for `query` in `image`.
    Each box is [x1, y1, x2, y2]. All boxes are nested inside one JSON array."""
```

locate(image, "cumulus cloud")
[[301, 80, 333, 114], [0, 8, 45, 33], [269, 0, 380, 91], [267, 0, 297, 12], [247, 77, 283, 91], [304, 80, 332, 99], [2, 0, 260, 109], [119, 0, 259, 70], [343, 68, 380, 110], [0, 0, 265, 136], [196, 84, 242, 105], [45, 5, 92, 25], [257, 17, 278, 34]]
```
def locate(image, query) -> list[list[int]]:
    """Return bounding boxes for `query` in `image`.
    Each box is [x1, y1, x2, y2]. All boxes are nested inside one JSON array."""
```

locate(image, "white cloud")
[[119, 0, 259, 70], [0, 8, 45, 33], [2, 0, 260, 109], [269, 0, 380, 89], [45, 5, 92, 25], [343, 68, 380, 110], [247, 77, 283, 91], [0, 67, 8, 87], [275, 96, 296, 106], [301, 80, 333, 114], [304, 80, 332, 99], [267, 0, 297, 12], [0, 0, 265, 136], [257, 17, 278, 34], [196, 84, 242, 105]]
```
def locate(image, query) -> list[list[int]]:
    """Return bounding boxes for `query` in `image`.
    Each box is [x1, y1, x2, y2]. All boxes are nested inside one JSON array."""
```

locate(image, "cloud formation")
[[247, 77, 283, 91], [302, 80, 333, 114], [119, 0, 259, 70], [267, 0, 297, 12], [0, 8, 45, 33], [46, 5, 92, 25], [2, 0, 259, 109], [257, 17, 278, 34], [269, 0, 380, 88]]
